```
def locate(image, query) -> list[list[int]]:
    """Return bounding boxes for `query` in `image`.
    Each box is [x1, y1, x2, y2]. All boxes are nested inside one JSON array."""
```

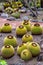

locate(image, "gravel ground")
[[0, 29, 43, 65]]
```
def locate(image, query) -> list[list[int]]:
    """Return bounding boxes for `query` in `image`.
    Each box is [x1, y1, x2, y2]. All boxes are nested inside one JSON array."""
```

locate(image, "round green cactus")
[[4, 35, 17, 47], [1, 45, 15, 59], [16, 25, 27, 36], [1, 23, 12, 33], [22, 20, 31, 31], [21, 49, 32, 61], [17, 43, 27, 55], [22, 34, 33, 43], [31, 23, 42, 35], [27, 42, 41, 56]]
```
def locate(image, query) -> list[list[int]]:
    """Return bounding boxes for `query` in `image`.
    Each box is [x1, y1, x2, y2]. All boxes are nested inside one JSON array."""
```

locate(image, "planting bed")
[[0, 25, 43, 65]]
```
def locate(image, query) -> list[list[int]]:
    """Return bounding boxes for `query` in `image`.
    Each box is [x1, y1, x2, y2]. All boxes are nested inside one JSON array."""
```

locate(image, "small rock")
[[1, 13, 8, 18], [0, 34, 2, 37], [37, 52, 43, 61], [41, 36, 43, 39], [22, 16, 29, 20], [40, 40, 43, 49], [14, 62, 25, 65], [36, 62, 43, 65], [7, 17, 15, 21], [42, 19, 43, 21]]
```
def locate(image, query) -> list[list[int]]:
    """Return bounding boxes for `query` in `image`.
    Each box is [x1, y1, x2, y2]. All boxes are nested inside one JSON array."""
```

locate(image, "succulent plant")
[[22, 34, 33, 43], [27, 42, 41, 56], [21, 49, 32, 61], [16, 25, 27, 36], [17, 43, 27, 55], [1, 23, 12, 33], [4, 35, 17, 47], [31, 23, 42, 35], [3, 2, 10, 8], [1, 45, 15, 59], [11, 12, 20, 18], [5, 7, 13, 14], [22, 20, 31, 31]]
